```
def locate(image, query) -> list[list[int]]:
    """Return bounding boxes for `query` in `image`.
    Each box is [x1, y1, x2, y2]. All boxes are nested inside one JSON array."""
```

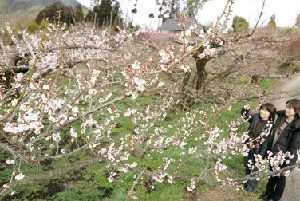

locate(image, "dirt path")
[[269, 73, 300, 201], [270, 74, 300, 110]]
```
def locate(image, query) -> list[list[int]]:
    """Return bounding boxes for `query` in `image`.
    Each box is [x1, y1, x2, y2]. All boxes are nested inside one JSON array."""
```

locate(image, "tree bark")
[[194, 57, 208, 90]]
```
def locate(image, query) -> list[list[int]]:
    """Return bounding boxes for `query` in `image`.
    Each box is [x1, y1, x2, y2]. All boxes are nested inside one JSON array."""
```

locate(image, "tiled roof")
[[158, 18, 191, 31]]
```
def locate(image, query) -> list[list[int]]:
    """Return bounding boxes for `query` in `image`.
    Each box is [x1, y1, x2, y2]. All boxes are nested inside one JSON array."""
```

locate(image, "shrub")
[[277, 59, 300, 75], [0, 29, 14, 45], [232, 16, 249, 33], [268, 14, 276, 28], [27, 21, 40, 33]]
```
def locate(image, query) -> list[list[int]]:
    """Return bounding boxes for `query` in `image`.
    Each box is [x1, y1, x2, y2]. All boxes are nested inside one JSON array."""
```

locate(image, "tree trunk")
[[180, 52, 208, 109], [194, 57, 208, 90]]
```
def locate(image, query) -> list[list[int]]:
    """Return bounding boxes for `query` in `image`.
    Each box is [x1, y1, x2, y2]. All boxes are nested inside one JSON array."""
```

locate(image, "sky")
[[76, 0, 300, 30]]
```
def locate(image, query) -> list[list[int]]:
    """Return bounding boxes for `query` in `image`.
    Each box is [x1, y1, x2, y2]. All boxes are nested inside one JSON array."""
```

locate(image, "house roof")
[[158, 18, 191, 31]]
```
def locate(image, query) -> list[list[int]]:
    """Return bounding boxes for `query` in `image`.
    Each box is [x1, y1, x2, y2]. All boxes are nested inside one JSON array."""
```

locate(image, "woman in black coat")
[[241, 103, 276, 192], [261, 99, 300, 201]]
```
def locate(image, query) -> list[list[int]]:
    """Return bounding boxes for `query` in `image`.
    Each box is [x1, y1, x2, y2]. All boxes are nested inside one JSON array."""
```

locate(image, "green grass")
[[136, 182, 186, 201], [225, 73, 250, 85], [258, 79, 279, 90], [0, 69, 281, 201]]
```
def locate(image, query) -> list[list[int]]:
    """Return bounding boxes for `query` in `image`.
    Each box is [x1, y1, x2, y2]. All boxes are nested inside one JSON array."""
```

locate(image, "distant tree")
[[36, 2, 84, 27], [26, 21, 39, 33], [149, 0, 209, 22], [154, 0, 180, 20], [186, 0, 208, 18], [295, 14, 300, 27], [168, 0, 180, 18], [85, 0, 122, 28], [27, 18, 48, 34], [268, 14, 276, 27], [232, 16, 249, 33], [74, 4, 85, 22]]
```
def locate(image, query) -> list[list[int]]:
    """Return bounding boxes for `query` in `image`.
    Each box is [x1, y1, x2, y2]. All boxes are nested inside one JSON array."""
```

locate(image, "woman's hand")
[[241, 104, 251, 119]]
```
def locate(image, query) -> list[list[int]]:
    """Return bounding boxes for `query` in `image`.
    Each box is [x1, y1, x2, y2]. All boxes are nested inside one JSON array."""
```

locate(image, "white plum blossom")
[[188, 147, 197, 155], [179, 64, 191, 73], [187, 178, 196, 192], [42, 85, 49, 90], [186, 45, 193, 52], [124, 108, 137, 117], [159, 50, 173, 64], [52, 133, 61, 142], [152, 172, 168, 183], [88, 89, 97, 95], [129, 162, 137, 168], [99, 93, 112, 103], [23, 111, 39, 122], [11, 99, 18, 106], [107, 107, 113, 113], [167, 175, 174, 184], [108, 171, 117, 183], [132, 77, 146, 92], [70, 127, 77, 138], [15, 73, 23, 82], [197, 48, 216, 59], [131, 61, 140, 70], [15, 173, 25, 180], [72, 106, 79, 115], [160, 64, 167, 72], [157, 82, 164, 87], [184, 29, 192, 37], [6, 159, 15, 164]]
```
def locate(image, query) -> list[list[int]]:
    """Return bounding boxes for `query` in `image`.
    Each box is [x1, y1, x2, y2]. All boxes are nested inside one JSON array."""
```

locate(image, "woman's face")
[[260, 108, 271, 120], [286, 104, 296, 117]]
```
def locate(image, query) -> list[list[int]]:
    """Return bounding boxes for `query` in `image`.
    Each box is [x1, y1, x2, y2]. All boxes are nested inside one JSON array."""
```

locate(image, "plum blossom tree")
[[0, 0, 243, 196], [0, 19, 212, 197]]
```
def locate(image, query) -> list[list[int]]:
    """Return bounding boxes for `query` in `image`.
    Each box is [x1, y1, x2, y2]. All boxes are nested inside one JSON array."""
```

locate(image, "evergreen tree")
[[152, 0, 180, 23], [186, 0, 208, 18], [74, 4, 84, 22], [36, 2, 84, 27], [85, 0, 122, 28], [232, 16, 249, 33], [268, 14, 276, 27]]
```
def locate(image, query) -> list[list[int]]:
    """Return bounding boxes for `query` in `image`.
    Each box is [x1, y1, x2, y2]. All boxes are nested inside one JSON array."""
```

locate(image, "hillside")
[[0, 0, 85, 29], [0, 0, 81, 13]]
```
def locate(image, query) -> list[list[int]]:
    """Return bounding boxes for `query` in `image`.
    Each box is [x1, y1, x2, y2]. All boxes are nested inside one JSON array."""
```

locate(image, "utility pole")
[[125, 0, 131, 28], [93, 12, 97, 29], [110, 1, 116, 31]]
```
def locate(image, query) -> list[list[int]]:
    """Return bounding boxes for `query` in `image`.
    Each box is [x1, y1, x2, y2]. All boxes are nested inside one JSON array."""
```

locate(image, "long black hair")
[[259, 103, 276, 121]]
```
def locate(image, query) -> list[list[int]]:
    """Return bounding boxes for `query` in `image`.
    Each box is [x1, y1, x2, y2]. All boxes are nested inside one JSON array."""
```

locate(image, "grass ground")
[[1, 77, 279, 201]]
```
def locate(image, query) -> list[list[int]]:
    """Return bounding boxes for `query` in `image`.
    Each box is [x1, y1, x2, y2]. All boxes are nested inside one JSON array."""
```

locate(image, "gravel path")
[[268, 74, 300, 201]]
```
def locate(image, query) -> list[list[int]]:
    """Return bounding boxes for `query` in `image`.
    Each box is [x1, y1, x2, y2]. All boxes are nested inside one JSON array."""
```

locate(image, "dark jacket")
[[244, 113, 274, 159], [268, 110, 300, 167]]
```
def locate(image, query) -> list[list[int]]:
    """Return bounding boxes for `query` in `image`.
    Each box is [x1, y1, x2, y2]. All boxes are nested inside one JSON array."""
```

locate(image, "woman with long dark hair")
[[241, 103, 276, 192], [261, 99, 300, 201]]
